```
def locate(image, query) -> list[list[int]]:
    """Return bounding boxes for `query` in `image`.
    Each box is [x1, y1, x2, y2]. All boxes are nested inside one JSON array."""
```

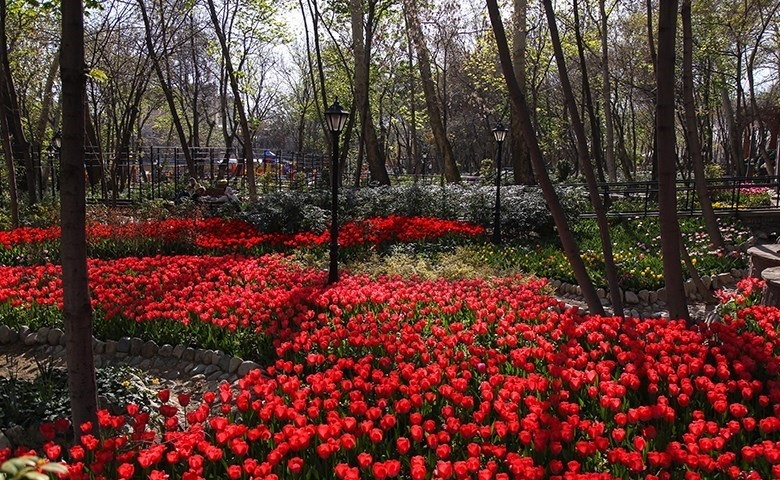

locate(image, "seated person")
[[176, 178, 205, 202], [201, 179, 240, 204]]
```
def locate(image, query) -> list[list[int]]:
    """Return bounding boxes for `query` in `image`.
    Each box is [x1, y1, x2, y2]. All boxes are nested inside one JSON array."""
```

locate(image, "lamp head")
[[325, 98, 350, 134], [492, 122, 508, 143]]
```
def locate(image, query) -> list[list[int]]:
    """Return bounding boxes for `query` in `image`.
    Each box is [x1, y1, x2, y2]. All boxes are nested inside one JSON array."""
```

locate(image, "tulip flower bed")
[[0, 216, 485, 265], [3, 258, 780, 479]]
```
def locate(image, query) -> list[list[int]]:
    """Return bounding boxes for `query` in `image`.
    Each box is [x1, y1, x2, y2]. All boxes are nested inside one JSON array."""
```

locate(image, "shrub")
[[241, 191, 327, 234], [242, 184, 580, 239]]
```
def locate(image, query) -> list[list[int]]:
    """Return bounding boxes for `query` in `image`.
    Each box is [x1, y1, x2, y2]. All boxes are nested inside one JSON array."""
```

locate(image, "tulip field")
[[1, 215, 780, 480]]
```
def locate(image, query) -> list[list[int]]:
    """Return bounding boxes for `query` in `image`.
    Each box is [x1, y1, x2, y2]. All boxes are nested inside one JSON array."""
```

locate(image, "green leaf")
[[86, 68, 109, 83]]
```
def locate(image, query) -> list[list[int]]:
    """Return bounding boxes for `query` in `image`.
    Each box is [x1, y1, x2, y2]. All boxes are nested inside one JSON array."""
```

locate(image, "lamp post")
[[325, 98, 350, 284], [492, 121, 508, 244], [51, 131, 62, 195]]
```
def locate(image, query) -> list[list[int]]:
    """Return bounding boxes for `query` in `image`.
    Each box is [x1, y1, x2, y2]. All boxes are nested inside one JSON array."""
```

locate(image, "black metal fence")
[[6, 146, 328, 203], [6, 146, 780, 214], [581, 175, 780, 217]]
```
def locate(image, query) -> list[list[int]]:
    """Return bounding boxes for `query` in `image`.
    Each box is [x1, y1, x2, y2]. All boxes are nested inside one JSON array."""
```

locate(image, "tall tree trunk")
[[35, 56, 60, 144], [137, 0, 195, 179], [599, 0, 617, 182], [487, 0, 605, 316], [646, 0, 657, 68], [205, 0, 256, 200], [511, 0, 533, 185], [681, 0, 723, 250], [657, 0, 688, 321], [721, 87, 741, 176], [190, 13, 201, 151], [405, 22, 420, 177], [0, 10, 17, 225], [61, 0, 99, 440], [0, 0, 34, 204], [0, 102, 18, 228], [351, 0, 390, 185], [543, 0, 623, 317], [403, 0, 460, 183], [573, 0, 607, 185], [745, 3, 780, 177]]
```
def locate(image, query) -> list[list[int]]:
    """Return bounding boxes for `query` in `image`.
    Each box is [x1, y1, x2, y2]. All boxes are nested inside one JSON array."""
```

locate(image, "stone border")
[[550, 268, 748, 317], [0, 325, 261, 383]]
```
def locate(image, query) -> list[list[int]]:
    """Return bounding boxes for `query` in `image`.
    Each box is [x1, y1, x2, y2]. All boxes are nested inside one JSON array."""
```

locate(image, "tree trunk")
[[646, 0, 657, 68], [721, 87, 742, 176], [656, 0, 688, 321], [745, 4, 780, 177], [35, 56, 60, 144], [351, 0, 390, 185], [511, 0, 533, 185], [681, 0, 724, 250], [573, 0, 607, 186], [403, 0, 460, 183], [137, 0, 195, 179], [0, 99, 18, 228], [205, 0, 256, 200], [60, 0, 99, 440], [0, 0, 34, 204], [543, 0, 623, 317], [487, 0, 605, 316], [405, 22, 420, 177], [599, 0, 617, 182]]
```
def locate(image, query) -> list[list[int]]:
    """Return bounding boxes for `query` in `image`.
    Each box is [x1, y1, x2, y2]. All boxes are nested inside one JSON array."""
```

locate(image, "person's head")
[[217, 178, 228, 188]]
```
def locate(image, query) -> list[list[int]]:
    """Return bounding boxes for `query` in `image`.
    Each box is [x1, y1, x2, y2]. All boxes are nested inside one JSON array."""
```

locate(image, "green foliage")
[[0, 305, 62, 332], [478, 158, 494, 186], [241, 191, 328, 234], [90, 308, 273, 363], [0, 364, 156, 439]]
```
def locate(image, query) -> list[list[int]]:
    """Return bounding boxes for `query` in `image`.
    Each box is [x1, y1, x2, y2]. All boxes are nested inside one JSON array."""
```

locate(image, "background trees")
[[2, 0, 778, 196]]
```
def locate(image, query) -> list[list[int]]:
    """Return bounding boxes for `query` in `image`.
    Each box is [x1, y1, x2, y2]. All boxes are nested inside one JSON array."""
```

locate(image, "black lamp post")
[[325, 98, 350, 284], [51, 131, 62, 196], [492, 121, 508, 244]]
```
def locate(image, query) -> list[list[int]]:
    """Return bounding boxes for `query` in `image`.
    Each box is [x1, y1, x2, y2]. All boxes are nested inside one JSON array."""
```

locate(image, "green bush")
[[0, 364, 157, 444], [242, 184, 581, 239], [241, 191, 328, 234]]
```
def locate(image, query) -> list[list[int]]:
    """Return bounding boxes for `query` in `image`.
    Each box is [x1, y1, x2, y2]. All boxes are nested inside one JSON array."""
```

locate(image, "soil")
[[0, 342, 216, 399]]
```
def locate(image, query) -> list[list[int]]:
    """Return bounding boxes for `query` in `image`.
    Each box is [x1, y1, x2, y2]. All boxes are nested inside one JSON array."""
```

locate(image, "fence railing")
[[5, 146, 780, 215], [577, 176, 780, 217]]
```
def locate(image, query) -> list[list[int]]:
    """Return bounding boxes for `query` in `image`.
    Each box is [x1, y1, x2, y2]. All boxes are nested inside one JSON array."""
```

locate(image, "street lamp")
[[325, 98, 350, 284], [50, 131, 62, 196], [492, 121, 508, 244]]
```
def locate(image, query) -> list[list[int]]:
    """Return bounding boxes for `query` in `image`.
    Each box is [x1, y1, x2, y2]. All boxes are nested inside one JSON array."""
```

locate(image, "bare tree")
[[0, 0, 34, 204], [542, 0, 624, 317], [681, 0, 724, 250], [487, 0, 605, 316], [510, 0, 534, 185], [350, 0, 390, 185], [137, 0, 195, 178], [599, 0, 618, 182], [403, 0, 460, 183]]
